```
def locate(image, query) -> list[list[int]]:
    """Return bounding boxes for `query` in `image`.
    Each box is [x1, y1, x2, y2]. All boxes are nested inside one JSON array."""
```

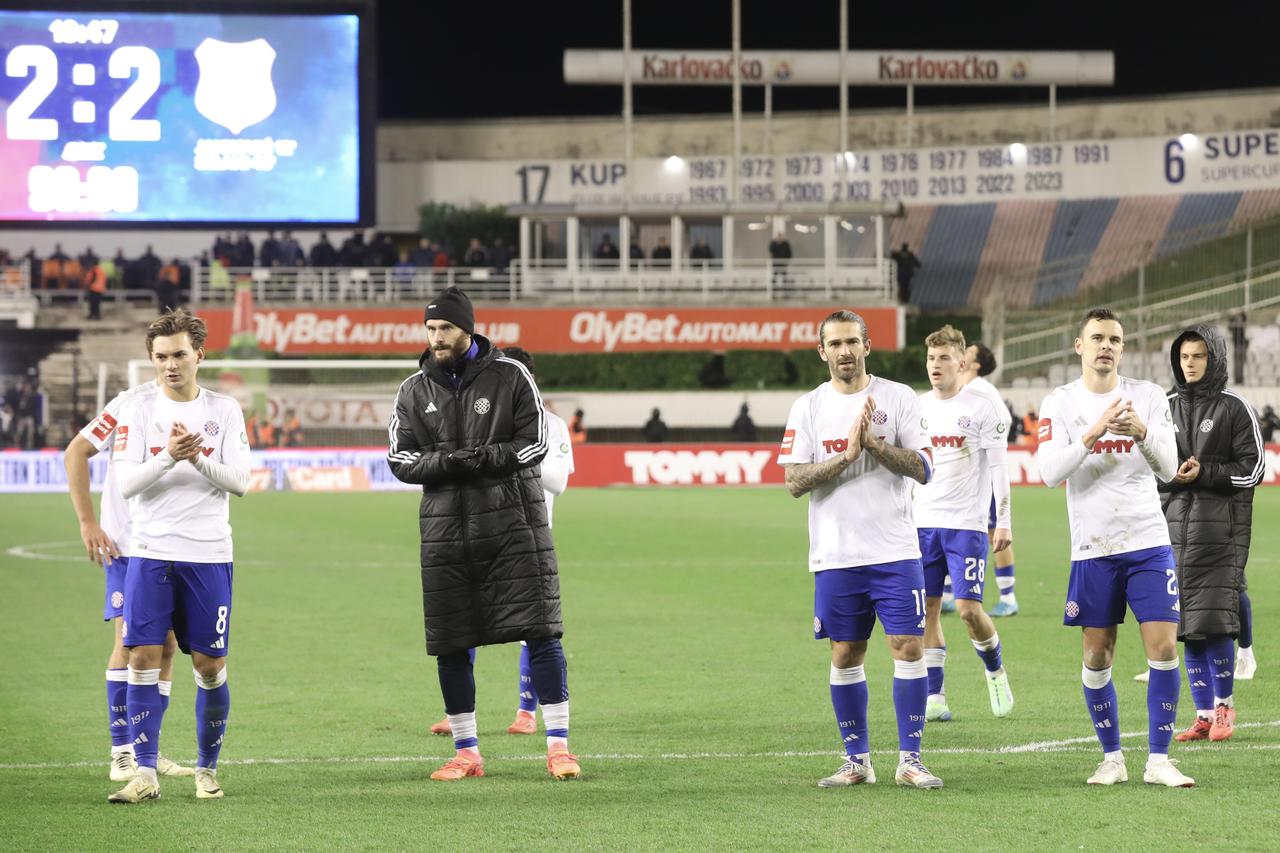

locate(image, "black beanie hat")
[[424, 286, 474, 334]]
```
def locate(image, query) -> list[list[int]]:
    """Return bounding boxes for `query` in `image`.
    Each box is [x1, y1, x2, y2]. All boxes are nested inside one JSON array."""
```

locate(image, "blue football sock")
[[1147, 658, 1180, 755], [1205, 635, 1235, 703], [892, 658, 928, 755], [924, 646, 946, 697], [194, 668, 230, 769], [518, 644, 538, 713], [106, 669, 130, 747], [526, 638, 569, 706], [126, 667, 163, 770], [830, 664, 869, 759], [1183, 640, 1213, 713], [995, 563, 1016, 599], [972, 632, 1003, 673], [1238, 591, 1253, 649], [1081, 665, 1121, 753]]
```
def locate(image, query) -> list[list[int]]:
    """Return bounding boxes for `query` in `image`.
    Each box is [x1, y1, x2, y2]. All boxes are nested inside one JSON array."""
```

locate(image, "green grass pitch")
[[2, 487, 1278, 850]]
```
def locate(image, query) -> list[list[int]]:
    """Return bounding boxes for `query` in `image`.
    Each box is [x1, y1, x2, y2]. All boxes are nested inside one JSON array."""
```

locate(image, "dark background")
[[377, 0, 1278, 120]]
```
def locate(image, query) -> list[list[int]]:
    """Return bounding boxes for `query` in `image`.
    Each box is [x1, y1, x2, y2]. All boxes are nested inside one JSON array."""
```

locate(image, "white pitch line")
[[2, 720, 1277, 771], [5, 541, 85, 562]]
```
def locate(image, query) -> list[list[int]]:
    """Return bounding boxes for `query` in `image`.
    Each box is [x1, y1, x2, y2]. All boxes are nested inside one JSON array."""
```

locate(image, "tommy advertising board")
[[200, 305, 902, 355]]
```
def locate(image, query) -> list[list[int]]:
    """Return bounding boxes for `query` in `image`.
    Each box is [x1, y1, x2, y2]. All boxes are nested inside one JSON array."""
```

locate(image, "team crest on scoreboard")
[[194, 38, 278, 134]]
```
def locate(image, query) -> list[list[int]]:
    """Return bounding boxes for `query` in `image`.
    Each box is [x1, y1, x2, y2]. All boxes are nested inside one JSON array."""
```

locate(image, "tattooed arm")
[[860, 397, 929, 485], [783, 414, 864, 498]]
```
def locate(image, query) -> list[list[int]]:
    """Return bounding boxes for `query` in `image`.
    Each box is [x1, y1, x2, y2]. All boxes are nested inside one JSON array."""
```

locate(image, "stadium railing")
[[187, 257, 896, 305]]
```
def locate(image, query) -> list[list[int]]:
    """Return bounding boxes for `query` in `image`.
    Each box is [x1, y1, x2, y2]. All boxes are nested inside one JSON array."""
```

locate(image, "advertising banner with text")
[[5, 446, 1280, 493], [416, 129, 1280, 209], [201, 306, 902, 355]]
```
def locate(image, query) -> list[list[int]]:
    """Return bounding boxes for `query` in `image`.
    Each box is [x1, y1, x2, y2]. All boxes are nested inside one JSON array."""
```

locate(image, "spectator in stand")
[[1260, 405, 1280, 443], [137, 244, 162, 288], [0, 402, 13, 447], [689, 238, 714, 268], [14, 379, 38, 449], [155, 259, 181, 312], [768, 232, 792, 288], [891, 242, 921, 305], [83, 258, 107, 320], [370, 233, 399, 267], [213, 233, 233, 264], [629, 237, 644, 269], [23, 249, 39, 288], [464, 238, 489, 268], [232, 232, 254, 266], [259, 230, 281, 267], [432, 242, 450, 269], [78, 246, 99, 271], [643, 407, 669, 443], [278, 231, 304, 267], [410, 237, 437, 267], [279, 409, 304, 447], [48, 243, 69, 262], [338, 231, 365, 266], [1020, 408, 1038, 446], [490, 237, 512, 272], [1006, 402, 1023, 444], [731, 403, 757, 442], [308, 232, 338, 267], [0, 247, 12, 266], [570, 408, 587, 444], [1229, 312, 1248, 385], [106, 249, 125, 289], [43, 243, 73, 289], [651, 236, 672, 267], [594, 234, 620, 266]]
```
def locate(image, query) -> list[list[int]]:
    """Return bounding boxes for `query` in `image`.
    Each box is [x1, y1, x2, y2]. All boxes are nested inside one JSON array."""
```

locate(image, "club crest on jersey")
[[871, 409, 888, 425], [1065, 600, 1080, 618], [957, 415, 971, 429], [474, 398, 492, 415], [111, 591, 124, 609], [1199, 418, 1214, 433], [204, 420, 220, 436]]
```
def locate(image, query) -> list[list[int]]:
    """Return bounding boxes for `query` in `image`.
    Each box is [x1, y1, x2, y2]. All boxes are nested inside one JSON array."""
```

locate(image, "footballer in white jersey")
[[541, 408, 575, 527], [913, 327, 1014, 723], [65, 380, 191, 782], [1036, 308, 1193, 788], [107, 309, 249, 804], [778, 309, 943, 790]]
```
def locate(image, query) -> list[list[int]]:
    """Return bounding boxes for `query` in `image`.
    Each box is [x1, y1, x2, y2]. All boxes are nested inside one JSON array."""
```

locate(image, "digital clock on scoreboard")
[[0, 2, 373, 226]]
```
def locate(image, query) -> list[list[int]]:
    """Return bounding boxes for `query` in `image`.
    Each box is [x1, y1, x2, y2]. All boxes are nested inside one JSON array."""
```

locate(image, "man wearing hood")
[[387, 287, 580, 782], [1158, 324, 1264, 743]]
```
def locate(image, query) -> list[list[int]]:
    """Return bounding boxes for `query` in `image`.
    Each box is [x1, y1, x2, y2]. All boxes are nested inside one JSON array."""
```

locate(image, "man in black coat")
[[387, 286, 581, 782], [1157, 323, 1264, 743]]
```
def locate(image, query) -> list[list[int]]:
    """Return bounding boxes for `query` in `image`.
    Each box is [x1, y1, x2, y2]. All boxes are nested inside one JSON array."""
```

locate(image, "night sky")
[[376, 0, 1280, 121]]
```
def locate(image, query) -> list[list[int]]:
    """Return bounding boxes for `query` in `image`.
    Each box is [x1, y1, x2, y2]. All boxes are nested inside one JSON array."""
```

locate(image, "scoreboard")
[[0, 3, 372, 226]]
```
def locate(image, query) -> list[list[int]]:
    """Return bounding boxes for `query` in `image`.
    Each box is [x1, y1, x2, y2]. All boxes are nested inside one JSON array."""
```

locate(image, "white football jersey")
[[778, 376, 932, 571], [914, 387, 1009, 532], [113, 387, 251, 561], [965, 375, 1013, 431], [1037, 376, 1177, 560], [78, 381, 160, 552], [542, 409, 575, 527]]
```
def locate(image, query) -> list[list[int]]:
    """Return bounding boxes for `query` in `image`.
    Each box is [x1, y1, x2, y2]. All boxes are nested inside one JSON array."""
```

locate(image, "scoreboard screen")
[[0, 3, 372, 226]]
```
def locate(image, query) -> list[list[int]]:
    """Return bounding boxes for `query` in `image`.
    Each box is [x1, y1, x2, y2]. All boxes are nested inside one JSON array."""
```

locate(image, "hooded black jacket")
[[387, 335, 562, 656], [1158, 324, 1264, 639]]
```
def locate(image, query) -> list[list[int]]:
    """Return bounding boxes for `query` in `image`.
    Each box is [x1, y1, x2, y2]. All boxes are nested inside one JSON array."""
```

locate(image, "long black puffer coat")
[[388, 335, 562, 656], [1158, 324, 1264, 639]]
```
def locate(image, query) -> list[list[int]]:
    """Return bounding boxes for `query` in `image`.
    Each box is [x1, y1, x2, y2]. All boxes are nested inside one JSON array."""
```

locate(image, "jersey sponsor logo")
[[1199, 418, 1214, 433], [1038, 418, 1052, 442], [204, 420, 220, 437], [871, 409, 888, 425], [560, 442, 571, 453], [150, 446, 216, 457], [930, 434, 966, 448], [113, 426, 129, 452], [474, 397, 492, 415], [90, 411, 118, 441], [822, 438, 852, 453], [1091, 438, 1135, 454], [779, 429, 796, 453], [424, 401, 438, 414], [996, 421, 1006, 434], [1065, 600, 1080, 618], [624, 449, 772, 485]]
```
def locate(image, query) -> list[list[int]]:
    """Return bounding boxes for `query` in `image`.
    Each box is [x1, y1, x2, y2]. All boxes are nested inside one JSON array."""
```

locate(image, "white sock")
[[446, 712, 478, 750], [1215, 695, 1234, 708], [542, 700, 569, 750], [1104, 749, 1123, 763], [137, 766, 158, 783]]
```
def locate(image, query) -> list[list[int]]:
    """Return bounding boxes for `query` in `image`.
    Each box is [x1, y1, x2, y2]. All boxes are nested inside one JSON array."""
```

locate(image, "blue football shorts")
[[1063, 545, 1179, 627], [123, 557, 234, 656], [918, 528, 989, 601], [813, 559, 926, 641], [103, 555, 128, 621]]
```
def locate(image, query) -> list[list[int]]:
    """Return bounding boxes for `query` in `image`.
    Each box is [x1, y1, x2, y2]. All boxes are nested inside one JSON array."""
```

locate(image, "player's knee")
[[889, 635, 924, 660], [829, 641, 863, 668], [1081, 647, 1112, 670], [191, 654, 225, 680]]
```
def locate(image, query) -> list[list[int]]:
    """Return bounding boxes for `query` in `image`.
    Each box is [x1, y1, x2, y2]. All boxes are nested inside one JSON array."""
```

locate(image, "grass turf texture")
[[2, 487, 1278, 851]]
